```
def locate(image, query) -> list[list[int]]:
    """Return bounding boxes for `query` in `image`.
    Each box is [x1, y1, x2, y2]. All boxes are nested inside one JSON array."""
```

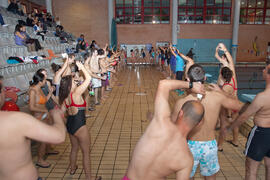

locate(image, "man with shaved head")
[[123, 79, 206, 180], [172, 64, 244, 180]]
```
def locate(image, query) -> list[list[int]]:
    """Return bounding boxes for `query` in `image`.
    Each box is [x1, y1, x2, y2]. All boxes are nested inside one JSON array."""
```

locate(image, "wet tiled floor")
[[34, 66, 266, 180]]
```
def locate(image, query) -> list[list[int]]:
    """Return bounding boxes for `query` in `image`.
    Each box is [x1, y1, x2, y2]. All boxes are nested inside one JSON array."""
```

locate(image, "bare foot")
[[36, 160, 51, 168]]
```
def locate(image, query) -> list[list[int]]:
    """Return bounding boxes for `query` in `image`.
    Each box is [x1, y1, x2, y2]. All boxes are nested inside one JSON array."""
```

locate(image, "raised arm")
[[74, 61, 91, 96], [218, 88, 243, 111], [169, 46, 177, 57], [154, 80, 205, 122], [215, 45, 225, 64], [219, 43, 234, 66], [22, 109, 66, 144], [54, 60, 68, 83]]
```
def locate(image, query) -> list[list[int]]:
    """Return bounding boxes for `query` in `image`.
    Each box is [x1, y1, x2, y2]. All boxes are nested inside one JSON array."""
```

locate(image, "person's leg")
[[101, 85, 105, 101], [94, 88, 99, 104], [37, 142, 50, 167], [245, 157, 260, 180], [218, 108, 228, 151], [34, 39, 42, 50], [0, 14, 5, 25], [204, 174, 216, 180], [232, 112, 239, 145], [69, 134, 79, 173], [75, 126, 91, 180], [264, 157, 270, 180]]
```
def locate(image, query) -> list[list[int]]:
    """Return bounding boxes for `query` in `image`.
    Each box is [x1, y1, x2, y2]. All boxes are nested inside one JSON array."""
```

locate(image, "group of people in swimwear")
[[123, 43, 270, 180], [128, 47, 155, 65], [0, 42, 270, 180], [0, 43, 126, 180]]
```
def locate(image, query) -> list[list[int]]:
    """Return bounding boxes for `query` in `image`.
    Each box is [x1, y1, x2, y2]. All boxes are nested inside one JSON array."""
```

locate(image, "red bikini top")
[[65, 93, 86, 108], [222, 77, 238, 91]]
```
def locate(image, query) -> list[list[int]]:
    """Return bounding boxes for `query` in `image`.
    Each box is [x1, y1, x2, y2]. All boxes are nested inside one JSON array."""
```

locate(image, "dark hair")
[[98, 49, 104, 55], [187, 64, 205, 83], [59, 75, 72, 105], [71, 64, 79, 73], [36, 68, 46, 75], [221, 67, 233, 83], [84, 53, 90, 61], [14, 24, 22, 33], [29, 72, 45, 86], [68, 53, 75, 59], [51, 63, 61, 73], [181, 100, 204, 126]]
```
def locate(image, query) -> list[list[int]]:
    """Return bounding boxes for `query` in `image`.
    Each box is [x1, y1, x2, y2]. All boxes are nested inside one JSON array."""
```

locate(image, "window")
[[115, 0, 170, 24], [178, 0, 231, 24], [240, 0, 270, 24]]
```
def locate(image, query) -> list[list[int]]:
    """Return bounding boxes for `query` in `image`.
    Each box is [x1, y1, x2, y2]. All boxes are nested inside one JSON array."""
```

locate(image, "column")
[[46, 0, 52, 14], [232, 0, 241, 63], [172, 0, 178, 46], [108, 0, 114, 47]]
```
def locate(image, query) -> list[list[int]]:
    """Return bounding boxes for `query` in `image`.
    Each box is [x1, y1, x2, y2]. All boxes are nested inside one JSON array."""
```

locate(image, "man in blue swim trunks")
[[0, 78, 66, 180], [224, 62, 270, 180], [172, 64, 244, 179]]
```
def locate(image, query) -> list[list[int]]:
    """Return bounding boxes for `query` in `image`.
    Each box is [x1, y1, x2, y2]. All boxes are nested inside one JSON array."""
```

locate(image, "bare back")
[[127, 117, 192, 180], [173, 89, 242, 141], [0, 112, 38, 180]]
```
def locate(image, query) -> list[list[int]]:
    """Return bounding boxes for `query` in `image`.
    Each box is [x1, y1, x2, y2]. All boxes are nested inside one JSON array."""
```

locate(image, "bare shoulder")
[[0, 111, 33, 123], [0, 112, 31, 135]]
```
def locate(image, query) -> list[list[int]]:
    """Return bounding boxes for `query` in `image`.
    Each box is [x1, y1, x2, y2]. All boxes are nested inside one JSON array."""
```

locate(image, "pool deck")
[[34, 66, 266, 180]]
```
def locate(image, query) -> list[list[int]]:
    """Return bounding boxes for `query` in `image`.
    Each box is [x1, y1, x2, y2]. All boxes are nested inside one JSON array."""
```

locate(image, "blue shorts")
[[108, 71, 111, 80], [188, 140, 220, 177]]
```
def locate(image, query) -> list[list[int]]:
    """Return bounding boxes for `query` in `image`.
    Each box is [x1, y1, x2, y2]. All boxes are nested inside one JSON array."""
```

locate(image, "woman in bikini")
[[28, 71, 52, 168], [215, 43, 239, 151], [59, 61, 96, 180]]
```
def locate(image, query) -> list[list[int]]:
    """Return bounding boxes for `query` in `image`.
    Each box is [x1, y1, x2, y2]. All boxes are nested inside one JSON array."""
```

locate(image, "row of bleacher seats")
[[0, 5, 78, 108]]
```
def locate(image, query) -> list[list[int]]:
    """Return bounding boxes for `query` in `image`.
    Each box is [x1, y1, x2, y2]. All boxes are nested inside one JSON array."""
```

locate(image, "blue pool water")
[[202, 65, 266, 102]]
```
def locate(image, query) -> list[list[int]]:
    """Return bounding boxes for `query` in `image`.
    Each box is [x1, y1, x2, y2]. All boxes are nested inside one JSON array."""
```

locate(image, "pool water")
[[202, 65, 266, 102]]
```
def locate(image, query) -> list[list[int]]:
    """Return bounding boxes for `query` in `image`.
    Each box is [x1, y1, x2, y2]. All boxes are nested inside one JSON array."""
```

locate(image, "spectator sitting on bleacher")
[[0, 13, 8, 27], [26, 13, 34, 27], [75, 39, 87, 56], [14, 24, 43, 51], [46, 13, 54, 26], [7, 0, 23, 16], [55, 25, 72, 43], [16, 0, 24, 16], [90, 40, 100, 49], [21, 24, 43, 51], [7, 0, 19, 14], [33, 21, 46, 41]]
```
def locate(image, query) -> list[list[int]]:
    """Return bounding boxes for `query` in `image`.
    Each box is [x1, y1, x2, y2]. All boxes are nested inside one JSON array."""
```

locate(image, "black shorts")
[[176, 71, 184, 80], [245, 126, 270, 161]]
